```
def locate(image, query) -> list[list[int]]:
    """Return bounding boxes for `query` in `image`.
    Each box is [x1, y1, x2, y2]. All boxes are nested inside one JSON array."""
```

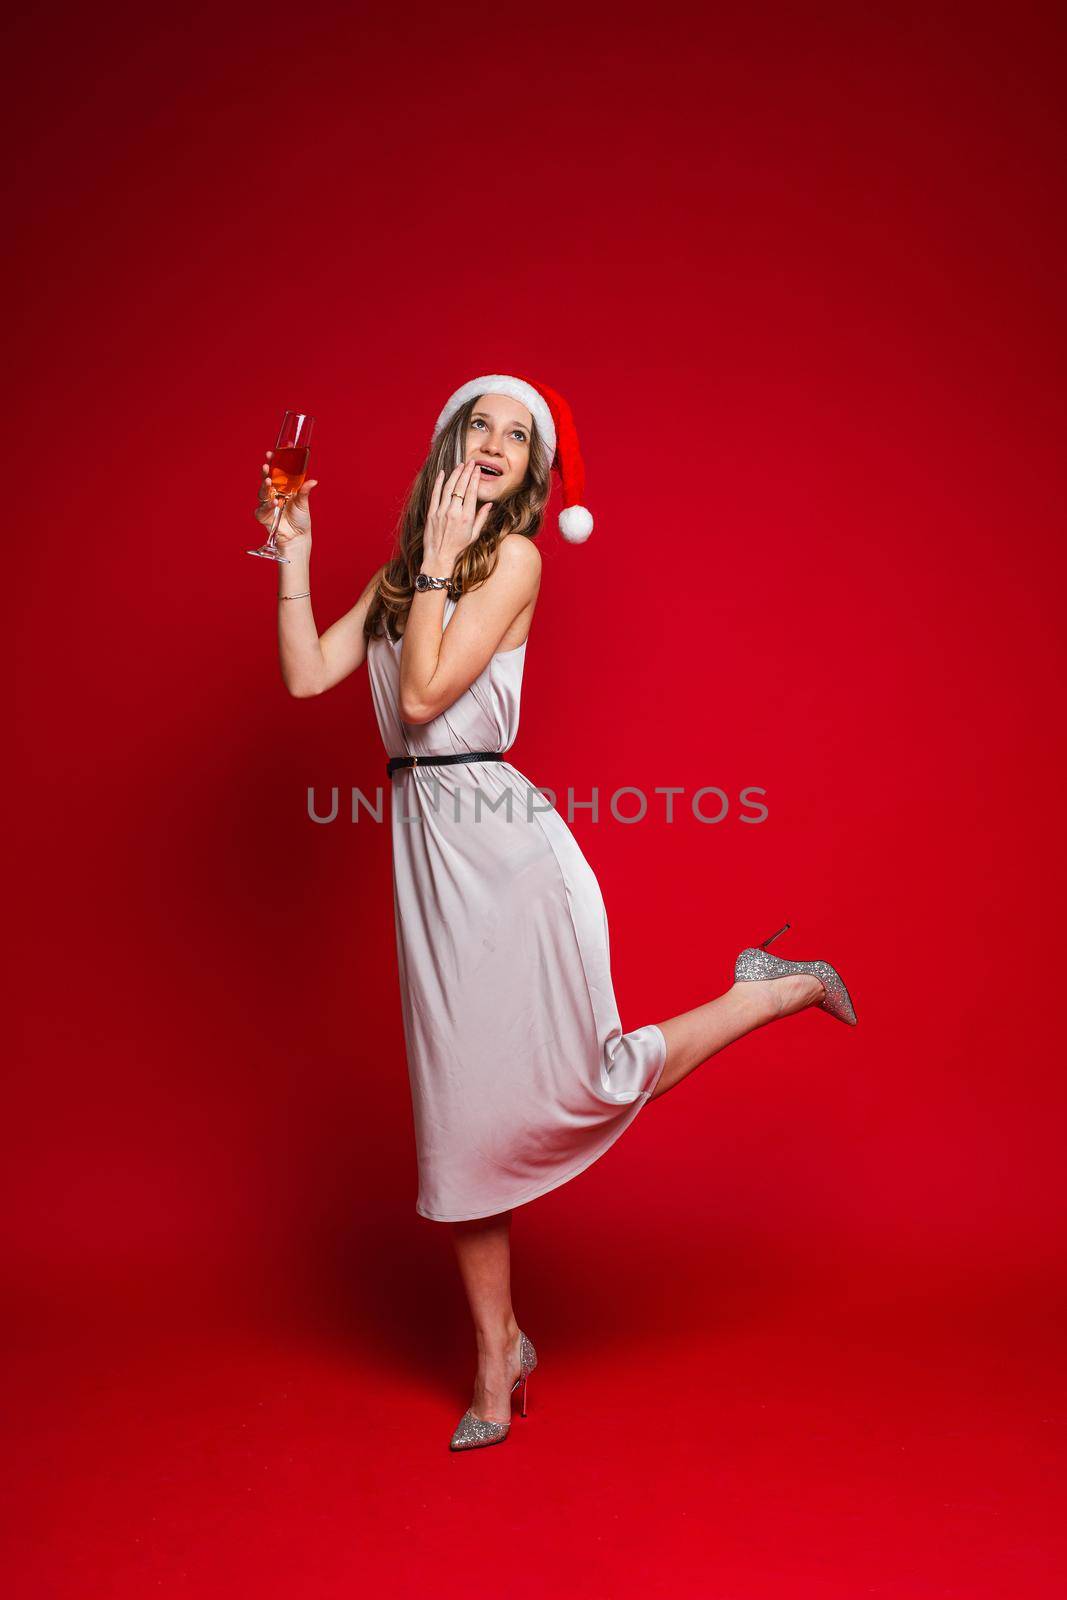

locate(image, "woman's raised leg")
[[449, 1211, 524, 1424], [649, 974, 825, 1100]]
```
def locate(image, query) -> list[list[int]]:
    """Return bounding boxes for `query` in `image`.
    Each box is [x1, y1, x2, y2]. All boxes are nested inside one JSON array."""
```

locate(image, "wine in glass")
[[247, 409, 316, 561]]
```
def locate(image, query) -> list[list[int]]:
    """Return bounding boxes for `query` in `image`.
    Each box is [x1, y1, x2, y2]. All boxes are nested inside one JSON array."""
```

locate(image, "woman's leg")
[[649, 974, 825, 1100], [449, 1211, 523, 1424], [444, 980, 823, 1417]]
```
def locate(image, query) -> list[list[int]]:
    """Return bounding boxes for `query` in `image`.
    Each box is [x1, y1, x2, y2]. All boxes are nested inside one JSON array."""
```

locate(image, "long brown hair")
[[364, 395, 552, 643]]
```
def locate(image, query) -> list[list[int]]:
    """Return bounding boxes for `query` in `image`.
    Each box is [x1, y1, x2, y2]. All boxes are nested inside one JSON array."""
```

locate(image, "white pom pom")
[[558, 504, 593, 543]]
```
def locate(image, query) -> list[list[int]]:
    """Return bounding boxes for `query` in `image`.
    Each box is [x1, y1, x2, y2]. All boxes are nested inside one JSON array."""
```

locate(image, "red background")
[[9, 1, 1065, 1594]]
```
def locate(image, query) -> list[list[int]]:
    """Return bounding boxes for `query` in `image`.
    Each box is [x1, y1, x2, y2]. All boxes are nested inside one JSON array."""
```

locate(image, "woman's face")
[[461, 391, 534, 502]]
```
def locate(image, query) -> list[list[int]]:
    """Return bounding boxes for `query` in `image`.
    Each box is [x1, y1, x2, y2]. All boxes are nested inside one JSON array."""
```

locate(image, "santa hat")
[[431, 372, 593, 543]]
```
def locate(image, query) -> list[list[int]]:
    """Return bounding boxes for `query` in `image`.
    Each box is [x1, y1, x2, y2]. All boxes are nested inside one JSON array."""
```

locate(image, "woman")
[[255, 372, 857, 1453]]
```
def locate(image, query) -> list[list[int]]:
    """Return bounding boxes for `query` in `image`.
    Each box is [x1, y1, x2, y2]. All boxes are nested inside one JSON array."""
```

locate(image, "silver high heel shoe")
[[449, 1329, 538, 1451], [734, 922, 858, 1026]]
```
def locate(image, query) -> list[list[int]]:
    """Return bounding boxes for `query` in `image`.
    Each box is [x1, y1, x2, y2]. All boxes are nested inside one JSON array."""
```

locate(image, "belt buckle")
[[411, 755, 419, 767]]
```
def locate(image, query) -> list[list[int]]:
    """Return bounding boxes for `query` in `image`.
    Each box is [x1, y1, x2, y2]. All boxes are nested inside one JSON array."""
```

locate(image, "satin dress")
[[366, 594, 667, 1221]]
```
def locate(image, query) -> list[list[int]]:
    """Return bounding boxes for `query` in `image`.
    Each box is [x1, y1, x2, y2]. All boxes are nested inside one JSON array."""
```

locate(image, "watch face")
[[415, 574, 429, 590]]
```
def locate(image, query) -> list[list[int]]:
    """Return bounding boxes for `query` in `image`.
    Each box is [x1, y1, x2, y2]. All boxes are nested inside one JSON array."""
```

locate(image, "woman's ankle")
[[728, 978, 780, 1027], [476, 1317, 520, 1358]]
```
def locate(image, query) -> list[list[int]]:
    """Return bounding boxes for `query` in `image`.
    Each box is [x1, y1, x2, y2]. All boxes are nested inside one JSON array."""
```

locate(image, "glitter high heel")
[[448, 1329, 538, 1451], [734, 922, 858, 1026]]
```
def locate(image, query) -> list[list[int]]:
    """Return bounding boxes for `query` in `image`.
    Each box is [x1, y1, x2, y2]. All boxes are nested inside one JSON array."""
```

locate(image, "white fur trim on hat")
[[432, 375, 557, 461]]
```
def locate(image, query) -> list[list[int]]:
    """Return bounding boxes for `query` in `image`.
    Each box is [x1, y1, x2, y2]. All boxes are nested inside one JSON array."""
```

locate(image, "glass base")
[[246, 545, 290, 562]]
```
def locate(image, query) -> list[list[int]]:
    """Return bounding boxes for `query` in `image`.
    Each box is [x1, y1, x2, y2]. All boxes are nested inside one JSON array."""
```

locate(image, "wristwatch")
[[414, 573, 452, 593]]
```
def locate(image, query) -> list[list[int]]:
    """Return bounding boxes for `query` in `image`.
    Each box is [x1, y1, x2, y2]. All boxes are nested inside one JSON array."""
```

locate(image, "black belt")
[[386, 750, 505, 778]]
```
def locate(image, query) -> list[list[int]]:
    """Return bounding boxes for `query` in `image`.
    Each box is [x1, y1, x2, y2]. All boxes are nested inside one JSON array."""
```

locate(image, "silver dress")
[[366, 594, 666, 1221]]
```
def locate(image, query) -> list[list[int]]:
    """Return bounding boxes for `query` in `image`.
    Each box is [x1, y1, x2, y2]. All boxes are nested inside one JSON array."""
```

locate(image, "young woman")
[[255, 372, 857, 1453]]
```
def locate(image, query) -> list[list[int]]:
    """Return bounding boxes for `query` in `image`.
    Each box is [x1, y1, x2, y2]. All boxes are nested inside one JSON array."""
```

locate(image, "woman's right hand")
[[254, 450, 319, 562], [422, 458, 492, 573]]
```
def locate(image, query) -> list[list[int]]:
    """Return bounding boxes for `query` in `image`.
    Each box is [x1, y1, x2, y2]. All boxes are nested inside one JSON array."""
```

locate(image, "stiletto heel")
[[734, 921, 858, 1027], [449, 1330, 538, 1451]]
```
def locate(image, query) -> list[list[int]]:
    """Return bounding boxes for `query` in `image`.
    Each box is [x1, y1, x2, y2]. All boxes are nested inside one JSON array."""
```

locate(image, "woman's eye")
[[472, 419, 527, 442]]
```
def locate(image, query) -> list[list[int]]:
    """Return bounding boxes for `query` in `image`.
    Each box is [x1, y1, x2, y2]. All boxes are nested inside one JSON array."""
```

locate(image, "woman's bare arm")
[[253, 453, 383, 698], [398, 534, 541, 723], [280, 568, 382, 698]]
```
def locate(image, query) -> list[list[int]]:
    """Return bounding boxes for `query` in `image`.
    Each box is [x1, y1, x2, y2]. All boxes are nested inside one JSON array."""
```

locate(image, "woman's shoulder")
[[496, 532, 542, 574]]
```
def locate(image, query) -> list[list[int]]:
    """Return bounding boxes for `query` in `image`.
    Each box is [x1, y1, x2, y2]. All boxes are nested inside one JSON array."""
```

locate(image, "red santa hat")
[[431, 372, 594, 543]]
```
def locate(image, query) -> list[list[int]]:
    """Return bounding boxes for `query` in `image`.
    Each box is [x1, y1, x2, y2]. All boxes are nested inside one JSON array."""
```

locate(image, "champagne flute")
[[247, 409, 316, 561]]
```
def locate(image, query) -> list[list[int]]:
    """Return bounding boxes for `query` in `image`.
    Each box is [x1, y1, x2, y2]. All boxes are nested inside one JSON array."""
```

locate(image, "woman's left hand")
[[422, 458, 492, 574]]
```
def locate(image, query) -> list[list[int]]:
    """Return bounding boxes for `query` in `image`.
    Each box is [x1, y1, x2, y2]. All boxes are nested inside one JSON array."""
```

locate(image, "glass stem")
[[266, 495, 290, 560]]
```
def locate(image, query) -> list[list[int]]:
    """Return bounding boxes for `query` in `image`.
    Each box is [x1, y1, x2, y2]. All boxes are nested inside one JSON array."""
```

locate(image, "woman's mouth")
[[476, 463, 504, 477]]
